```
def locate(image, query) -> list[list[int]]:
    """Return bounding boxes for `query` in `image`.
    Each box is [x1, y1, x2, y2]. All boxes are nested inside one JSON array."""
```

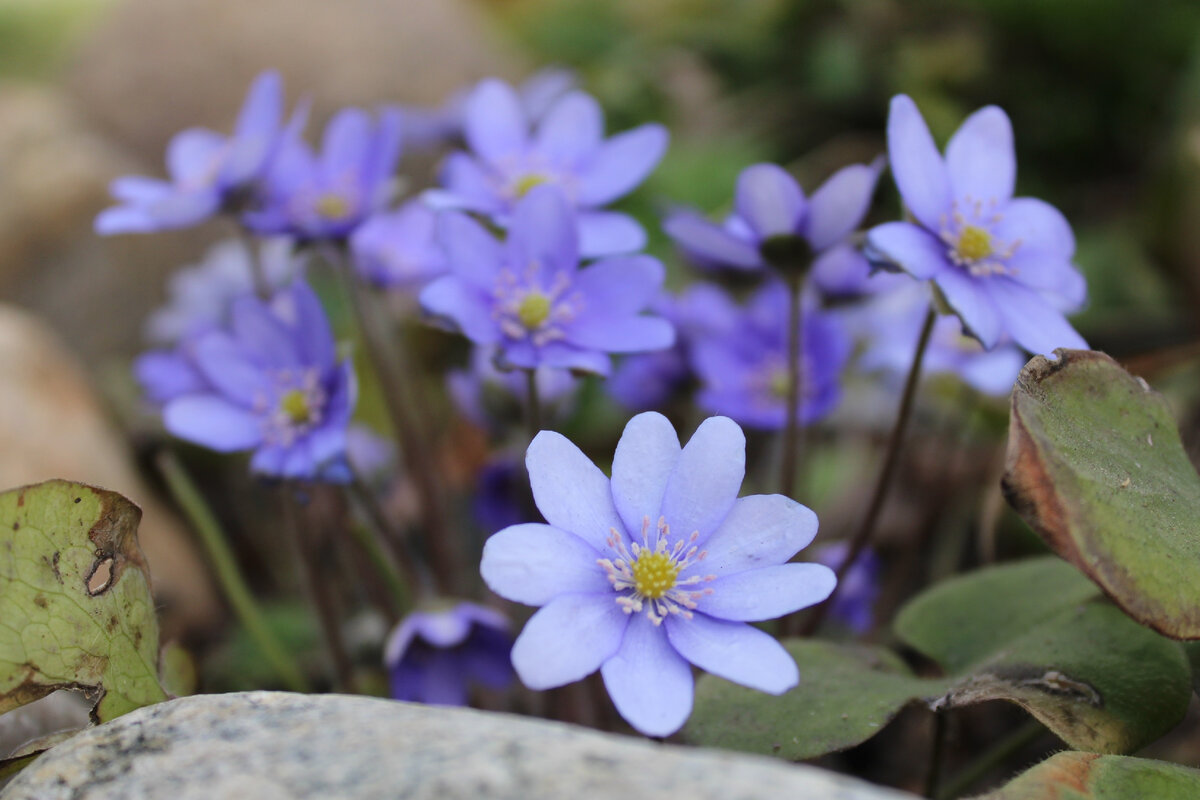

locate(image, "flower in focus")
[[96, 71, 290, 234], [481, 412, 836, 736], [349, 200, 448, 289], [855, 282, 1026, 397], [689, 282, 852, 430], [420, 185, 674, 376], [811, 542, 881, 634], [246, 106, 403, 241], [426, 78, 668, 257], [447, 347, 578, 433], [160, 279, 356, 479], [865, 95, 1087, 356], [384, 602, 514, 706], [663, 161, 881, 299]]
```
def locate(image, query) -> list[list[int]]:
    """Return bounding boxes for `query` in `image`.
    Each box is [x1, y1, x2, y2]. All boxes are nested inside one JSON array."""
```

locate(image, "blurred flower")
[[246, 106, 403, 241], [135, 345, 208, 406], [471, 456, 526, 534], [856, 282, 1026, 396], [160, 279, 356, 479], [689, 282, 852, 429], [420, 186, 674, 376], [144, 238, 305, 346], [96, 71, 291, 234], [447, 347, 578, 432], [425, 78, 668, 257], [865, 95, 1087, 356], [384, 602, 514, 706], [349, 200, 447, 289], [663, 161, 881, 299], [607, 284, 738, 412], [811, 542, 881, 634], [481, 412, 835, 736]]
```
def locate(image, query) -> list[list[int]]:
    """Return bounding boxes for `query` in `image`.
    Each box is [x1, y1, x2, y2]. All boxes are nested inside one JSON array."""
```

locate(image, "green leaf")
[[1004, 349, 1200, 639], [977, 751, 1200, 799], [0, 480, 166, 723], [684, 640, 948, 759]]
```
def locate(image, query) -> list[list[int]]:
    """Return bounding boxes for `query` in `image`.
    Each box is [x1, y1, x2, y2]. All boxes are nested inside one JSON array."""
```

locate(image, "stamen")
[[597, 518, 713, 624]]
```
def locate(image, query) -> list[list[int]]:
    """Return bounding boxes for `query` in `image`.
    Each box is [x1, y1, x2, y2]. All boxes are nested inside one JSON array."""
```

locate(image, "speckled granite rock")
[[2, 692, 916, 800]]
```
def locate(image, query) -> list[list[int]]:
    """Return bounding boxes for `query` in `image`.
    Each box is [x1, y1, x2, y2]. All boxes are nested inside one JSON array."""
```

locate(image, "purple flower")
[[420, 185, 674, 376], [856, 282, 1026, 396], [447, 347, 578, 432], [689, 282, 852, 430], [663, 161, 881, 298], [144, 237, 305, 346], [384, 602, 514, 706], [349, 200, 447, 289], [480, 412, 836, 736], [811, 542, 881, 634], [471, 457, 527, 534], [135, 346, 208, 406], [161, 279, 356, 479], [245, 107, 403, 241], [865, 95, 1087, 356], [96, 71, 289, 234], [426, 78, 668, 257]]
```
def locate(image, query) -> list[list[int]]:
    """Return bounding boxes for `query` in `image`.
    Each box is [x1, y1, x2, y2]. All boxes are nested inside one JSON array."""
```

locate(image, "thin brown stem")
[[802, 305, 937, 635], [778, 274, 804, 497], [525, 368, 542, 441]]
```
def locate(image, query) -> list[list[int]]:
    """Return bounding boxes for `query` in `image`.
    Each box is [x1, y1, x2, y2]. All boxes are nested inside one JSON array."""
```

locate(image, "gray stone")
[[2, 691, 916, 800]]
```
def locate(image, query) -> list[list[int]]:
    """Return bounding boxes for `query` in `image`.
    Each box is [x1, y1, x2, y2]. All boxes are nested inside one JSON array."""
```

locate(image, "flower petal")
[[526, 430, 625, 551], [610, 412, 682, 537], [437, 211, 503, 289], [289, 281, 336, 368], [230, 293, 300, 368], [166, 128, 226, 184], [734, 163, 805, 239], [699, 494, 819, 576], [577, 211, 646, 257], [226, 71, 283, 184], [419, 277, 501, 345], [865, 222, 948, 280], [505, 185, 579, 275], [481, 523, 610, 606], [663, 209, 762, 269], [536, 90, 603, 165], [600, 613, 693, 736], [464, 79, 527, 164], [164, 395, 263, 451], [988, 278, 1088, 356], [887, 94, 952, 230], [698, 562, 836, 621], [525, 342, 613, 376], [660, 416, 745, 542], [665, 613, 798, 694], [934, 269, 1002, 349], [945, 105, 1015, 204], [994, 197, 1076, 278], [566, 315, 675, 353], [190, 331, 269, 406], [575, 124, 669, 206], [572, 256, 664, 318], [435, 153, 504, 214], [804, 163, 880, 251], [512, 593, 629, 689]]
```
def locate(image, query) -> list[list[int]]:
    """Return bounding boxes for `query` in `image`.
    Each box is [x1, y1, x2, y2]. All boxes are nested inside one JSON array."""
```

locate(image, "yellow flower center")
[[956, 225, 993, 263], [280, 389, 313, 425], [768, 368, 791, 399], [316, 193, 352, 220], [513, 173, 550, 198], [631, 551, 681, 600], [517, 292, 552, 330]]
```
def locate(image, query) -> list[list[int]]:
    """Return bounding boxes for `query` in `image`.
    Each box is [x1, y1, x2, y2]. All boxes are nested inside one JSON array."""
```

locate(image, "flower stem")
[[233, 222, 271, 299], [525, 368, 542, 440], [934, 719, 1045, 800], [778, 273, 804, 498], [803, 304, 936, 635], [155, 450, 309, 693], [329, 244, 459, 595]]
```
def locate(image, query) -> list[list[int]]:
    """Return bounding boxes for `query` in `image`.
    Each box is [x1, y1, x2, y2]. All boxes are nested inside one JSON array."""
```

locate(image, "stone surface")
[[2, 692, 916, 799], [0, 303, 218, 637]]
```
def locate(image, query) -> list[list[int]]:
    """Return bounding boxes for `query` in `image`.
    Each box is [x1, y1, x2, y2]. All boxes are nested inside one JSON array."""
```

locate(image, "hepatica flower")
[[427, 78, 668, 257], [246, 106, 402, 241], [349, 199, 447, 289], [96, 71, 288, 234], [420, 185, 674, 375], [161, 279, 355, 479], [480, 412, 836, 736], [663, 161, 881, 298], [865, 95, 1087, 356], [384, 602, 514, 706]]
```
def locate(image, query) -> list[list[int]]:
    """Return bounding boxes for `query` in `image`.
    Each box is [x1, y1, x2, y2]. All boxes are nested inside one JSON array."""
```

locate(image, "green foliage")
[[977, 751, 1200, 799], [1004, 349, 1200, 638], [0, 480, 165, 723], [686, 558, 1191, 759]]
